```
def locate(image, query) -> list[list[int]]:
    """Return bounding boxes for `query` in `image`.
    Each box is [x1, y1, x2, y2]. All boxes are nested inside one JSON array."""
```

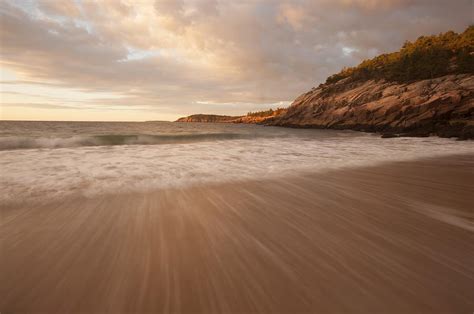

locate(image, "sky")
[[0, 0, 472, 121]]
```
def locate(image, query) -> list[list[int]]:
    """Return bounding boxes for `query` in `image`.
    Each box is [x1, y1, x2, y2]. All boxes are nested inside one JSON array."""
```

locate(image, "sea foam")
[[1, 133, 473, 205]]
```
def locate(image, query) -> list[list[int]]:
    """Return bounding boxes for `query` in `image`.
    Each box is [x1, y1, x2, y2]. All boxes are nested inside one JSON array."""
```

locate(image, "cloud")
[[0, 0, 472, 120], [277, 3, 308, 30], [37, 0, 82, 18]]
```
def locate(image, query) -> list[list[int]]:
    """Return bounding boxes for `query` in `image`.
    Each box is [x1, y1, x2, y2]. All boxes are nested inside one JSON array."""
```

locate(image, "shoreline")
[[1, 154, 474, 313], [176, 119, 474, 140]]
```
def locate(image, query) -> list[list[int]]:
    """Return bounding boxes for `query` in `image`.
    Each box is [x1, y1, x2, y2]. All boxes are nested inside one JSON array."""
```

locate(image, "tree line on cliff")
[[325, 25, 473, 85], [246, 108, 286, 118]]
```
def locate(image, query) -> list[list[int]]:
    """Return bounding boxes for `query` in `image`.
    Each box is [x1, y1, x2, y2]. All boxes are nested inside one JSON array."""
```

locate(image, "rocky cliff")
[[267, 74, 473, 139], [177, 27, 473, 139], [266, 27, 474, 138]]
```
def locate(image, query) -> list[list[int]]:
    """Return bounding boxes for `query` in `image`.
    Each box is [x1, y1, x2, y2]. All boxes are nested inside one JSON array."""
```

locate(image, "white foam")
[[1, 135, 473, 205]]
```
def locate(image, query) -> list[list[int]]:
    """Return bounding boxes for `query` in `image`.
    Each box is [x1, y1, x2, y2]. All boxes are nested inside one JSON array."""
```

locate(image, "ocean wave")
[[0, 133, 258, 150], [1, 134, 473, 206]]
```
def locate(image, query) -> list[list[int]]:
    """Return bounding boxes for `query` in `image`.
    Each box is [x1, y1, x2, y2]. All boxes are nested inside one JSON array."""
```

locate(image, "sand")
[[1, 154, 473, 313]]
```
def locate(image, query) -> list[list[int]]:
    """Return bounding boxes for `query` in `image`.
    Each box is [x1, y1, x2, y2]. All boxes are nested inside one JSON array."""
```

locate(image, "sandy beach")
[[1, 154, 473, 313]]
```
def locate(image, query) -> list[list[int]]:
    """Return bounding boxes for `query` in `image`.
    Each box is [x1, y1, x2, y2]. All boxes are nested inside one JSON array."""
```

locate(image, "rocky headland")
[[267, 74, 473, 139], [177, 27, 474, 139]]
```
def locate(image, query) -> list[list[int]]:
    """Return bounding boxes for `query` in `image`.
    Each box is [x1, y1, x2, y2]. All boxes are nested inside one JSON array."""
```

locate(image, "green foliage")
[[246, 108, 286, 117], [325, 25, 474, 84]]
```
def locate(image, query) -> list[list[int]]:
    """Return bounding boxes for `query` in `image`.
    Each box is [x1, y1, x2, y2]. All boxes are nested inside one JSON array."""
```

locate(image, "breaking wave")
[[0, 133, 260, 151]]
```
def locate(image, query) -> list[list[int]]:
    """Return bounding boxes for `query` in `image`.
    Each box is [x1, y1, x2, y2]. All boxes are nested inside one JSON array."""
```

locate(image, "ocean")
[[1, 120, 473, 205], [2, 120, 474, 313]]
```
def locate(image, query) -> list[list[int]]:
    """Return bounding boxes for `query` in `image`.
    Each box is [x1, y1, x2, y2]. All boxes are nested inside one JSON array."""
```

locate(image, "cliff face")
[[267, 74, 474, 139]]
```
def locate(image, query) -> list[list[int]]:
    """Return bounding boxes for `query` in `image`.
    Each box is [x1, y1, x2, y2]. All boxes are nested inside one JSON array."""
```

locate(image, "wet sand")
[[1, 154, 474, 313]]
